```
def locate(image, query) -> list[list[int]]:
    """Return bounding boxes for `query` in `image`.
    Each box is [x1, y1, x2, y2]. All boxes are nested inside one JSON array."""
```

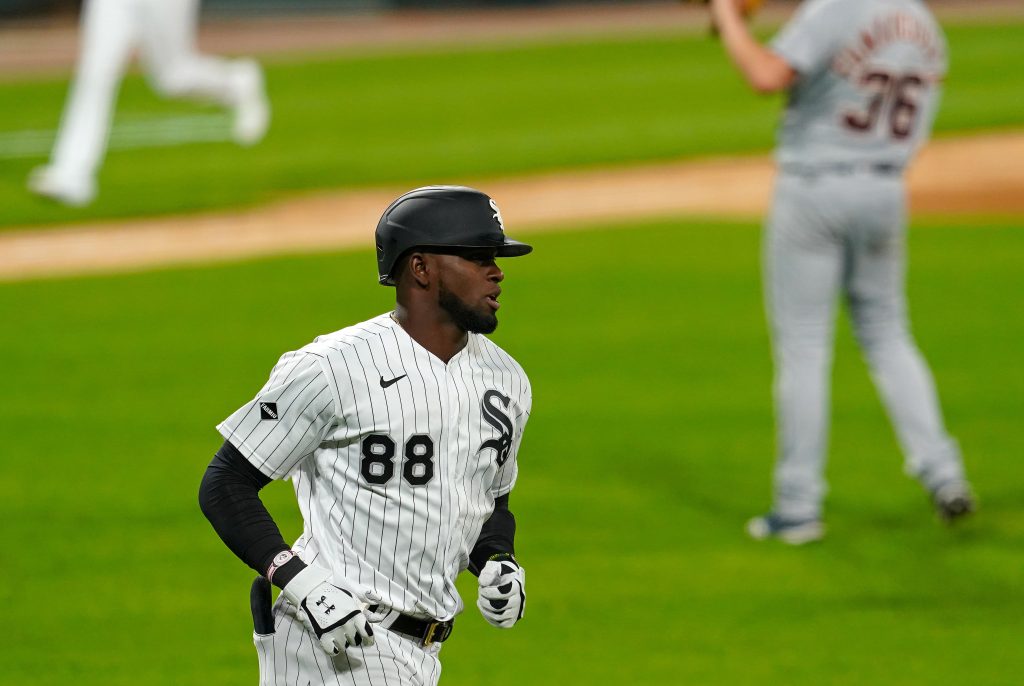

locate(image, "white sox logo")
[[489, 198, 505, 232], [479, 389, 514, 466]]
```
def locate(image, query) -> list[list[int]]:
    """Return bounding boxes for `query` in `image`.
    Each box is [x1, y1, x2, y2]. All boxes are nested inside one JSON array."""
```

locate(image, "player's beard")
[[438, 282, 498, 334]]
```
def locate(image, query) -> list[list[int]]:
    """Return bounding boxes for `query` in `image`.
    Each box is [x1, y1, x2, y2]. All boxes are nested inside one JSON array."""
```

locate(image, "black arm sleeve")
[[468, 493, 516, 576], [198, 440, 305, 588]]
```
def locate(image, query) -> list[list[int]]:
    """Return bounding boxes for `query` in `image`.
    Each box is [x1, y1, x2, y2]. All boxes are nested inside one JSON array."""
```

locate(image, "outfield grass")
[[2, 218, 1020, 685], [1, 21, 1023, 228]]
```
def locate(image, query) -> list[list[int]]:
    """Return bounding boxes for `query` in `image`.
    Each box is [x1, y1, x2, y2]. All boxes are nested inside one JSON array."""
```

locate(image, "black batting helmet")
[[375, 185, 532, 286]]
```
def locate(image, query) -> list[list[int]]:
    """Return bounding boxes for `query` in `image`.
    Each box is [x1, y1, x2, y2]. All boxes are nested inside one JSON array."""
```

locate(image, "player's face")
[[434, 248, 504, 334]]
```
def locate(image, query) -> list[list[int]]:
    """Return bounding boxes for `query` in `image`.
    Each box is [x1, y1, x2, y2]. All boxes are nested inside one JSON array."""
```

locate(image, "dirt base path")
[[2, 1, 1020, 283], [1, 130, 1020, 282]]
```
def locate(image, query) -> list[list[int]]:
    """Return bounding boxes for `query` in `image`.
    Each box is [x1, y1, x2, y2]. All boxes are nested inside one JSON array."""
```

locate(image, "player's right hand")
[[282, 565, 375, 655]]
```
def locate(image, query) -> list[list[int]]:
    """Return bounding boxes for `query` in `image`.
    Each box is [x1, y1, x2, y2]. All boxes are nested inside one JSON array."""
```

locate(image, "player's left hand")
[[282, 565, 376, 655], [476, 556, 525, 628]]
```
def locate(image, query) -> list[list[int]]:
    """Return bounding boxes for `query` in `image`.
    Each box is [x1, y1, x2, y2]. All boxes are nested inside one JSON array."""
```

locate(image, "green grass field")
[[2, 219, 1021, 685], [2, 11, 1022, 686], [1, 21, 1023, 228]]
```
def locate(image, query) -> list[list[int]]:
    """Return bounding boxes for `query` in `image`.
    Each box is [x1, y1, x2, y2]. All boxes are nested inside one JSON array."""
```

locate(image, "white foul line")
[[0, 113, 232, 159]]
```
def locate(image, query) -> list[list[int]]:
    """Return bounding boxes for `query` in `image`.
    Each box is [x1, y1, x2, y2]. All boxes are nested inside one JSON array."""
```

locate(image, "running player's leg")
[[34, 0, 137, 201], [138, 0, 268, 144], [766, 174, 844, 521], [136, 0, 233, 101], [844, 176, 965, 493]]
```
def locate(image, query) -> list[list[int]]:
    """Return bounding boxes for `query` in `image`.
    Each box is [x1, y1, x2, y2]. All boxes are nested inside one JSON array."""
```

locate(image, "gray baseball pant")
[[765, 169, 965, 521]]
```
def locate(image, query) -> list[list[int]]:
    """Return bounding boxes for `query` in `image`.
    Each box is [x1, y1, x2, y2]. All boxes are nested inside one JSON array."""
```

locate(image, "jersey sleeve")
[[217, 351, 338, 480], [490, 380, 531, 497], [770, 0, 847, 76]]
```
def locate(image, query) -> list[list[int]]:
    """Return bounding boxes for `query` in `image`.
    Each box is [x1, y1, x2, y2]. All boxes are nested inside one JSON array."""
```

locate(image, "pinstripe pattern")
[[255, 598, 443, 686], [220, 313, 530, 684]]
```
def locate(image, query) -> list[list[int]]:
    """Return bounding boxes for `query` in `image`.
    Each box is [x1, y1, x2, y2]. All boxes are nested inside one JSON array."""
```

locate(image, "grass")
[[1, 21, 1023, 227], [2, 217, 1021, 685]]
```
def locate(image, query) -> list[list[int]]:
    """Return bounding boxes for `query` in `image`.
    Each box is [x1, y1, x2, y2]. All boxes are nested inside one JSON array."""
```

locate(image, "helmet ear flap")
[[377, 212, 422, 287], [384, 248, 409, 287], [388, 257, 407, 286], [376, 231, 401, 286]]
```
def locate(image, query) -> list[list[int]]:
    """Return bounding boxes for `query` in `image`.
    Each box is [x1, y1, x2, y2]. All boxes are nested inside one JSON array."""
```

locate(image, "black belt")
[[370, 605, 454, 646], [781, 162, 903, 177]]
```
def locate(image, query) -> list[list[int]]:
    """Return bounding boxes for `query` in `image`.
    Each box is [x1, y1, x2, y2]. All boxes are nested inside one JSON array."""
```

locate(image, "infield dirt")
[[1, 130, 1020, 282], [0, 0, 1020, 281]]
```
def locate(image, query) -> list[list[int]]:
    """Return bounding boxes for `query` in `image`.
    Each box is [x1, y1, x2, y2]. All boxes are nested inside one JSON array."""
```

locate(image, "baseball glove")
[[739, 0, 766, 18]]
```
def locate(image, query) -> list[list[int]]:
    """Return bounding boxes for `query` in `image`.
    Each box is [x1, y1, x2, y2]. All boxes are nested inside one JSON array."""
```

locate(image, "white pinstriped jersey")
[[217, 312, 531, 622]]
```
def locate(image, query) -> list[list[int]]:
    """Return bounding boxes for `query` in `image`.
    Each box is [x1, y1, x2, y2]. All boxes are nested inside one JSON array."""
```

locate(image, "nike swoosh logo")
[[380, 374, 406, 389]]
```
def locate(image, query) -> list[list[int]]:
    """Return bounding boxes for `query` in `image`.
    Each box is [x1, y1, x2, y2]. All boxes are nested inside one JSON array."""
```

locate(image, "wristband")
[[266, 549, 296, 583], [487, 552, 517, 565]]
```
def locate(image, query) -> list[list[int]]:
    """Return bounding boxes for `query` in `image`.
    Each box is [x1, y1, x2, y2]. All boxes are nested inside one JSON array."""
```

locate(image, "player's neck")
[[392, 307, 468, 364]]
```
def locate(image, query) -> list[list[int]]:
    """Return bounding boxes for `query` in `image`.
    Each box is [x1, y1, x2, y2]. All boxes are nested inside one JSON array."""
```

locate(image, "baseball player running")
[[199, 186, 532, 684], [706, 0, 975, 543], [29, 0, 269, 206]]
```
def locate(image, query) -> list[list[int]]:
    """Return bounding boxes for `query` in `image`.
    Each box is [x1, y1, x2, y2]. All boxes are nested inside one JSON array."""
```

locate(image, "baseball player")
[[705, 0, 975, 543], [28, 0, 269, 206], [199, 186, 532, 684]]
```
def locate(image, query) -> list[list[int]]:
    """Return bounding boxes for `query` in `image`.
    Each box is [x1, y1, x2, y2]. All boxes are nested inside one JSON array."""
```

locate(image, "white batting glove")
[[282, 565, 375, 655], [477, 556, 525, 628]]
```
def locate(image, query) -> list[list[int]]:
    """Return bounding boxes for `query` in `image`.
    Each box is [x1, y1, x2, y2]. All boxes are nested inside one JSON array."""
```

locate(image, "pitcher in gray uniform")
[[708, 0, 974, 543]]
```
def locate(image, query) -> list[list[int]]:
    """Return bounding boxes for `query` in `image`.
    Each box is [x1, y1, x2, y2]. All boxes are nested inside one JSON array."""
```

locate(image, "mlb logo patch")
[[260, 402, 279, 420]]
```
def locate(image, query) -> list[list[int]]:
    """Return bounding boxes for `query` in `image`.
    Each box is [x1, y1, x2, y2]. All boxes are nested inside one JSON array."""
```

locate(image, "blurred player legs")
[[766, 172, 966, 522], [29, 0, 269, 206], [708, 0, 975, 539]]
